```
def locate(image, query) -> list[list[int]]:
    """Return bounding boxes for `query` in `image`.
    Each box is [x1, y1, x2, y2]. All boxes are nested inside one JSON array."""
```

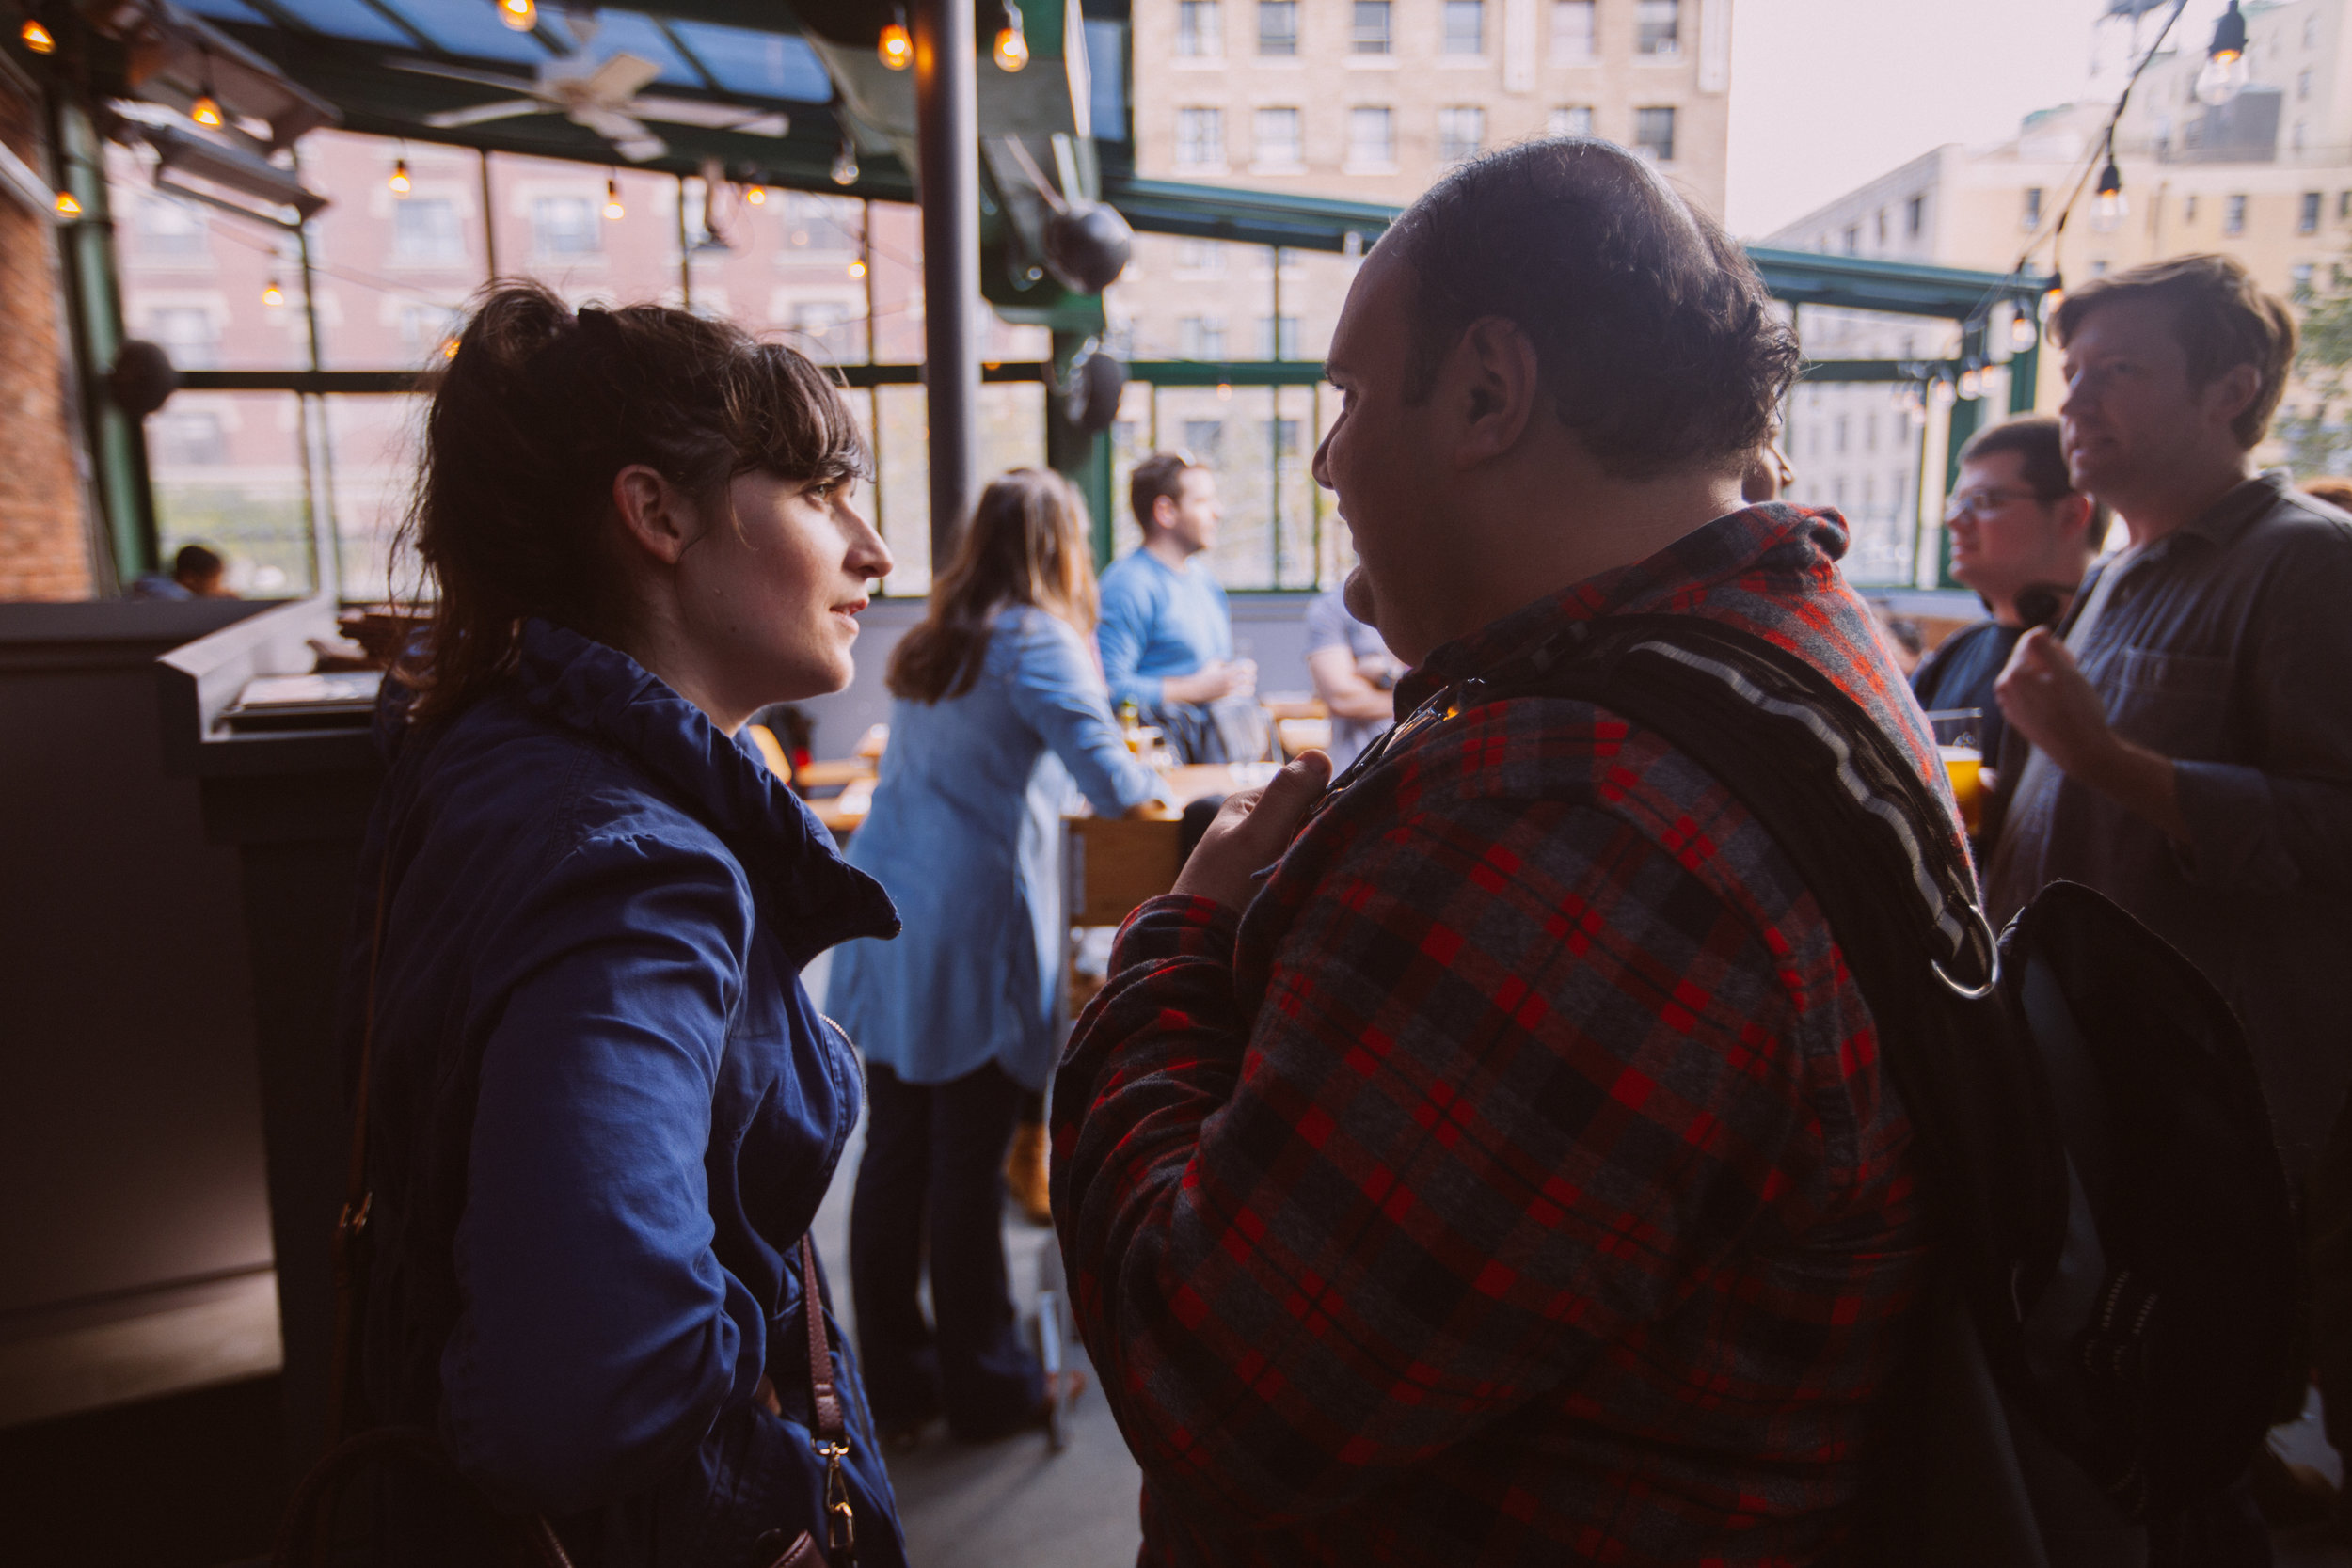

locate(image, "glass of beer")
[[1927, 709, 1984, 836]]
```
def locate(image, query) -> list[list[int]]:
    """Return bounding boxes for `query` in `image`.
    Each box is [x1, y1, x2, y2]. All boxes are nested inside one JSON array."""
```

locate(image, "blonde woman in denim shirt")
[[829, 469, 1163, 1443]]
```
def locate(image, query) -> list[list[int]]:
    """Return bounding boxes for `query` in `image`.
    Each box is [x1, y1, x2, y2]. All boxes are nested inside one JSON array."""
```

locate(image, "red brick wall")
[[0, 77, 94, 600]]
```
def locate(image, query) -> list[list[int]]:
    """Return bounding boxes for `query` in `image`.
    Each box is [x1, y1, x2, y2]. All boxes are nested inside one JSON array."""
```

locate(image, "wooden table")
[[1062, 763, 1273, 925]]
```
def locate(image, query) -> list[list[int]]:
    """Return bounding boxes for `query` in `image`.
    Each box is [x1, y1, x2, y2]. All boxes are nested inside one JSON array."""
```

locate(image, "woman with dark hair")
[[342, 280, 905, 1564], [827, 468, 1164, 1444]]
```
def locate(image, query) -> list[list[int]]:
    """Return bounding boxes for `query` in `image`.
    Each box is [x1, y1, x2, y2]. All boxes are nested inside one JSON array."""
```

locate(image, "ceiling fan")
[[395, 42, 787, 164]]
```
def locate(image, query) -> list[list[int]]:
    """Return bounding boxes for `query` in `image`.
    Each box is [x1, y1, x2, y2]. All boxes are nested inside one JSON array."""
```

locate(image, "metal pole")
[[479, 150, 499, 277], [914, 0, 979, 567], [676, 173, 692, 311], [1268, 246, 1281, 586], [294, 148, 338, 597]]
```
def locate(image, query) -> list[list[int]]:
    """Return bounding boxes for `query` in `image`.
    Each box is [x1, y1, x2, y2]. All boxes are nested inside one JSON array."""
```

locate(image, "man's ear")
[[2203, 362, 2264, 436], [2054, 491, 2095, 544], [1449, 315, 1541, 467], [612, 465, 698, 567]]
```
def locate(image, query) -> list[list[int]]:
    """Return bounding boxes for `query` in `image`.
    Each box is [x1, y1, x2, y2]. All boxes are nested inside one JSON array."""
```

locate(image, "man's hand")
[[1994, 628, 2111, 775], [1170, 751, 1333, 913], [1163, 659, 1259, 706], [1994, 626, 2190, 841]]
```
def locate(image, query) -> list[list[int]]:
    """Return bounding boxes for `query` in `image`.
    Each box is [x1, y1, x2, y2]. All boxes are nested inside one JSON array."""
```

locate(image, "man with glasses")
[[1912, 415, 2106, 786]]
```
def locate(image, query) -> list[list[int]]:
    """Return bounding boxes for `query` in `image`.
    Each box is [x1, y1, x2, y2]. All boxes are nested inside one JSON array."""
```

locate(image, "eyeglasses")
[[1942, 487, 2052, 522]]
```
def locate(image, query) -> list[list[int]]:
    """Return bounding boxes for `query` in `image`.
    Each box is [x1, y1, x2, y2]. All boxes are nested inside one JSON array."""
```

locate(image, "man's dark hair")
[[2050, 254, 2296, 449], [1381, 138, 1800, 482], [1958, 414, 2112, 550], [1130, 451, 1204, 533], [173, 543, 225, 581]]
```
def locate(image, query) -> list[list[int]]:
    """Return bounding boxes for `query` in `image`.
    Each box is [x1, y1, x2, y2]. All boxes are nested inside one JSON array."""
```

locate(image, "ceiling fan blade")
[[630, 96, 788, 136], [573, 107, 666, 162], [387, 56, 535, 92], [582, 52, 663, 105], [422, 98, 549, 129]]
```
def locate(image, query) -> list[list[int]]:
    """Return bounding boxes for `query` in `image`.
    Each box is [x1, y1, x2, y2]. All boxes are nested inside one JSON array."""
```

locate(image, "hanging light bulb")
[[1957, 367, 1982, 401], [21, 19, 56, 53], [2010, 309, 2038, 353], [53, 189, 80, 217], [848, 258, 867, 279], [2197, 1, 2249, 106], [262, 276, 286, 308], [441, 336, 461, 360], [831, 137, 859, 187], [1931, 378, 1958, 410], [878, 10, 912, 69], [389, 158, 412, 198], [1216, 382, 1233, 402], [603, 175, 625, 220], [2092, 157, 2125, 232], [993, 1, 1028, 71], [499, 0, 537, 30], [744, 182, 766, 206]]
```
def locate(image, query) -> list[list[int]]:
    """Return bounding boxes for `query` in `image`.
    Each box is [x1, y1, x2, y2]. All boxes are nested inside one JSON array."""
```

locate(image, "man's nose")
[[1311, 431, 1333, 490]]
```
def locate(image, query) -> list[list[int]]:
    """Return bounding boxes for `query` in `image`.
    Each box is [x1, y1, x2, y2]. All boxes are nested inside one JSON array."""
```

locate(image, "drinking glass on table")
[[1927, 709, 1985, 837]]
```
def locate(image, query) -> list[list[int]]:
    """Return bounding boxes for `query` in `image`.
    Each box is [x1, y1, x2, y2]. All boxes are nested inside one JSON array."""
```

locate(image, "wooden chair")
[[1063, 815, 1183, 928]]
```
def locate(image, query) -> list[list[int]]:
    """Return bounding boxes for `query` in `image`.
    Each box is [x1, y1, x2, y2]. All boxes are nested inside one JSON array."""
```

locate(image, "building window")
[[532, 195, 601, 258], [2185, 194, 2200, 223], [2225, 194, 2247, 235], [2302, 192, 2322, 234], [791, 301, 855, 361], [1551, 0, 1595, 61], [397, 304, 459, 355], [2341, 191, 2351, 220], [1348, 105, 1395, 166], [1636, 0, 1679, 55], [1175, 108, 1225, 169], [1550, 104, 1595, 138], [2022, 187, 2042, 229], [1874, 208, 1889, 245], [1177, 316, 1227, 359], [1175, 238, 1227, 274], [146, 307, 219, 369], [1842, 224, 1860, 255], [1256, 315, 1301, 358], [391, 198, 465, 262], [1177, 0, 1222, 56], [1255, 106, 1303, 166], [2295, 121, 2309, 152], [150, 410, 227, 465], [1632, 105, 1676, 163], [1266, 417, 1302, 458], [1182, 418, 1225, 459], [1352, 0, 1391, 54], [1907, 194, 1925, 237], [135, 198, 208, 259], [1442, 0, 1483, 54], [2299, 69, 2312, 101], [2293, 262, 2316, 295], [782, 194, 858, 254], [1438, 106, 1486, 164], [2306, 15, 2319, 47], [1258, 0, 1297, 55]]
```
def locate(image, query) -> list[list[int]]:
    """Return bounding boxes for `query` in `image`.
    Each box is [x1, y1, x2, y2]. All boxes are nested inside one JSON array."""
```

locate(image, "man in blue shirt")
[[1098, 451, 1254, 761]]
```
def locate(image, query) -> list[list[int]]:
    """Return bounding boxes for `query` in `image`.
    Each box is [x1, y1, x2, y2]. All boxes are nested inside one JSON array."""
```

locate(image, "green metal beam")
[[1101, 177, 1392, 255], [1801, 358, 1964, 383], [1749, 246, 2048, 321]]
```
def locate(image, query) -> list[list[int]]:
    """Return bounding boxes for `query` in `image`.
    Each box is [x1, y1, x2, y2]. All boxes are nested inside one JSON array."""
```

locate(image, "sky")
[[1723, 0, 2243, 238]]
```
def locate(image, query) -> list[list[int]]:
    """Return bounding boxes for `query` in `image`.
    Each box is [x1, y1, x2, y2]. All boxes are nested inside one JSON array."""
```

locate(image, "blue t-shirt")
[[1303, 588, 1397, 772], [1095, 547, 1232, 712]]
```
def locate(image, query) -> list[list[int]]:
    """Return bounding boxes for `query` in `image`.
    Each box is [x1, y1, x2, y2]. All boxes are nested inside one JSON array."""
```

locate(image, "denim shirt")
[[1985, 471, 2352, 1178], [830, 606, 1161, 1091], [342, 620, 906, 1566]]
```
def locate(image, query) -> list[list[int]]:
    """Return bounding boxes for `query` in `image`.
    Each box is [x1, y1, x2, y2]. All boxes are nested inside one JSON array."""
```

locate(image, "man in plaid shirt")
[[1053, 142, 1957, 1564]]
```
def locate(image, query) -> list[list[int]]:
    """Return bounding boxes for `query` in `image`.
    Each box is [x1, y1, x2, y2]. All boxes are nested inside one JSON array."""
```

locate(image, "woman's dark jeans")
[[849, 1059, 1043, 1439]]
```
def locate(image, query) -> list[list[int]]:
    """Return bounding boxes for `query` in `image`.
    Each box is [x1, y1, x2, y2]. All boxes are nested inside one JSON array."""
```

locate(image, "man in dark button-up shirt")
[[1984, 255, 2352, 1182]]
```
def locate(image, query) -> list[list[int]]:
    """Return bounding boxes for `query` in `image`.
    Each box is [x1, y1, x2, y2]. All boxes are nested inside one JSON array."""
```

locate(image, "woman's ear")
[[612, 464, 698, 566]]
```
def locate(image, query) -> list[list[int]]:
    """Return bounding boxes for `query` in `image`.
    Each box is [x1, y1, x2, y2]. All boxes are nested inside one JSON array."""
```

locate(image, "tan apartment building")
[[1103, 0, 1735, 585], [1764, 0, 2352, 585]]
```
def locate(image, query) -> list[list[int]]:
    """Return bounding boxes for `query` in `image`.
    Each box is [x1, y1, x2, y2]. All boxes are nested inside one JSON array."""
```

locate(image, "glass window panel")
[[1176, 107, 1225, 168], [1633, 105, 1677, 162], [1636, 0, 1680, 55], [1442, 0, 1484, 54], [491, 153, 681, 307], [325, 394, 425, 602], [666, 24, 833, 101], [151, 391, 315, 597], [1348, 106, 1395, 166], [111, 145, 310, 373], [1258, 0, 1297, 55], [1352, 0, 1391, 53], [1550, 104, 1595, 137], [1177, 0, 1223, 55], [1438, 106, 1486, 164], [1255, 107, 1303, 167], [1551, 0, 1595, 61], [299, 135, 487, 371]]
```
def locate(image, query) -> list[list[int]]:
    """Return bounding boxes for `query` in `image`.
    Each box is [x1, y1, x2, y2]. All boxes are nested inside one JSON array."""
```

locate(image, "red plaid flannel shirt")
[[1052, 507, 1959, 1566]]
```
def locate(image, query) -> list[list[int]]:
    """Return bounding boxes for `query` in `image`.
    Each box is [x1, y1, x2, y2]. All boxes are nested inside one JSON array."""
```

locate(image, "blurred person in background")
[[1302, 585, 1401, 773], [1913, 415, 2106, 773], [340, 285, 906, 1564], [131, 542, 236, 599], [828, 468, 1164, 1447], [1098, 452, 1255, 762]]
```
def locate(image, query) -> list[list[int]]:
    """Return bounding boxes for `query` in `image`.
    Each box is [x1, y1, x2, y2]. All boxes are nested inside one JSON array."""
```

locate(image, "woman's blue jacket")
[[338, 619, 904, 1566]]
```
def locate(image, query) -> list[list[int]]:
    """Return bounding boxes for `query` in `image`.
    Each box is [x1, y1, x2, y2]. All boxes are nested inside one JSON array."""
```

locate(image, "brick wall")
[[0, 76, 94, 601]]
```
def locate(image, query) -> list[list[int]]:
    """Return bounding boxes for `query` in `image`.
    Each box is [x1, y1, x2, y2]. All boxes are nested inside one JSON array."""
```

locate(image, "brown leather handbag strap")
[[797, 1235, 857, 1565], [321, 855, 393, 1450]]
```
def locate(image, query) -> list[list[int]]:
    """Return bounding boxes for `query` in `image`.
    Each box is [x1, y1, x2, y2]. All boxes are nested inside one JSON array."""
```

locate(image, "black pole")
[[914, 0, 979, 567]]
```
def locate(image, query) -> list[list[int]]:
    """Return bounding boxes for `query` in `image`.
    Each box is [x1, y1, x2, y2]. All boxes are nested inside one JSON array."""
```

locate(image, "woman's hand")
[[1169, 752, 1332, 913]]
